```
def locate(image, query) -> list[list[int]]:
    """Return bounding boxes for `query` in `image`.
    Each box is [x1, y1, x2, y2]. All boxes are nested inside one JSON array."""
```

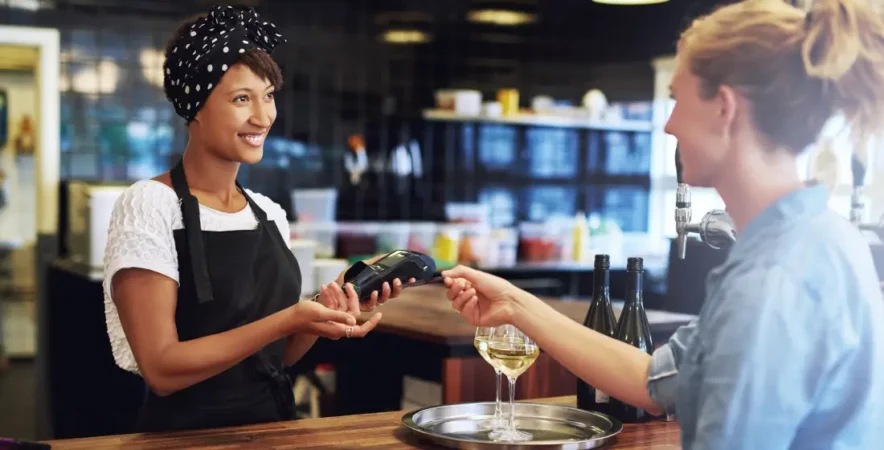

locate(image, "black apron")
[[135, 160, 301, 432]]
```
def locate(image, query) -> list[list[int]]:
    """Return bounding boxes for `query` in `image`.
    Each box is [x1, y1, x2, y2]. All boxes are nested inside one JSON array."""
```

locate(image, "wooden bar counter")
[[44, 396, 681, 449], [322, 285, 694, 415]]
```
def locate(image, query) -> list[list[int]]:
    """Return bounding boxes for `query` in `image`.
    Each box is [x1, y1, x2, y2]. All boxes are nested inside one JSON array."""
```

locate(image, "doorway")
[[0, 25, 61, 441], [0, 44, 39, 360]]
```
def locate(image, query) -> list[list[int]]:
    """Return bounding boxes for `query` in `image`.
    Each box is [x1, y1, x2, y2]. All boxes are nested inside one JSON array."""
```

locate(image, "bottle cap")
[[594, 254, 610, 270], [627, 257, 643, 272]]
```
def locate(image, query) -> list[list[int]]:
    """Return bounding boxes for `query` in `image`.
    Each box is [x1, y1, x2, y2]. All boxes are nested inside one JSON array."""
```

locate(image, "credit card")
[[404, 276, 444, 288]]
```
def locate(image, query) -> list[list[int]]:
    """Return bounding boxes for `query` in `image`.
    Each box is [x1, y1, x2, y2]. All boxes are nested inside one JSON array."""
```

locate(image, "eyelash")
[[234, 92, 275, 103]]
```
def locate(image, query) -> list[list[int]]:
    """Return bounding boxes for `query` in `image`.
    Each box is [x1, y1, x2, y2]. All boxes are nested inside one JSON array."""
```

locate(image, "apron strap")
[[239, 183, 299, 270], [238, 183, 298, 420], [170, 159, 215, 304]]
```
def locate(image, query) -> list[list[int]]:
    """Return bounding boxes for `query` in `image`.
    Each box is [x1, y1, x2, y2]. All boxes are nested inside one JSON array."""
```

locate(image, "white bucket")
[[313, 258, 349, 292], [290, 239, 317, 295]]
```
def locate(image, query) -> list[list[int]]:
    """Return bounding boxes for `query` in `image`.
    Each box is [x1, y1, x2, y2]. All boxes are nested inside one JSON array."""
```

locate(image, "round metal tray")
[[401, 401, 623, 449]]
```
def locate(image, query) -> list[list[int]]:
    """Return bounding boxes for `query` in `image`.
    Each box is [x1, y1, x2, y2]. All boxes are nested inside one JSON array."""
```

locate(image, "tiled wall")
[[1, 0, 696, 226]]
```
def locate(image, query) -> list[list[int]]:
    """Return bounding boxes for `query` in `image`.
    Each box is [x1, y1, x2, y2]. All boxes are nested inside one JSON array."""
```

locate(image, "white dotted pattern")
[[102, 180, 290, 374]]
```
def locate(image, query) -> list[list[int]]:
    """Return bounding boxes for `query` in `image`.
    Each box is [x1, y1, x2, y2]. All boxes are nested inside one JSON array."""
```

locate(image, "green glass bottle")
[[610, 257, 654, 423], [576, 254, 617, 414]]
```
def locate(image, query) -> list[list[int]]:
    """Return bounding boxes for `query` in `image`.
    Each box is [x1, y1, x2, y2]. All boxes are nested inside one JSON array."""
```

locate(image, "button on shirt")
[[647, 184, 884, 449]]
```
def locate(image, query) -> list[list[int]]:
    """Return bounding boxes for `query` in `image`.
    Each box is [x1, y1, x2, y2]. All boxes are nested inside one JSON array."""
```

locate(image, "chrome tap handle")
[[850, 153, 867, 225], [675, 183, 692, 259], [674, 144, 693, 259], [699, 209, 737, 250]]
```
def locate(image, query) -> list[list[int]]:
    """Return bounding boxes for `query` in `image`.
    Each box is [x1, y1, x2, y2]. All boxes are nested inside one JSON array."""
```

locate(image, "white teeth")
[[239, 133, 265, 146]]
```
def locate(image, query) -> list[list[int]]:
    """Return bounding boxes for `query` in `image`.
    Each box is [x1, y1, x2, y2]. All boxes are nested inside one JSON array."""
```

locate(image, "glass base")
[[478, 416, 507, 431], [489, 428, 533, 442]]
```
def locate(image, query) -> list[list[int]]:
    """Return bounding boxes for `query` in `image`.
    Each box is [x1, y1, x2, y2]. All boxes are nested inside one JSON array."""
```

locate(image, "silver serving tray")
[[401, 402, 623, 450]]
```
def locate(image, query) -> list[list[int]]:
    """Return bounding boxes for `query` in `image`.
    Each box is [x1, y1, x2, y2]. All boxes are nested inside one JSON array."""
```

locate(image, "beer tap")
[[850, 151, 867, 225], [674, 145, 738, 259]]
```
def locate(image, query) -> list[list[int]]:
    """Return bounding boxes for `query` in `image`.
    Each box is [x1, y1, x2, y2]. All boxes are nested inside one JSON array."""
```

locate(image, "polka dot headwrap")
[[163, 4, 286, 121]]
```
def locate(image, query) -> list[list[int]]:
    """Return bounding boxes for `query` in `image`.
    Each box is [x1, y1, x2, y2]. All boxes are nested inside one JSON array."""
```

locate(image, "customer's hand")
[[288, 300, 382, 340], [442, 265, 519, 327], [331, 253, 416, 312]]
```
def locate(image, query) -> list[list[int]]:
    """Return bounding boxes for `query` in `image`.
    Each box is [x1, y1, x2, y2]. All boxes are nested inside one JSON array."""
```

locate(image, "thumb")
[[316, 307, 357, 326], [442, 265, 481, 282]]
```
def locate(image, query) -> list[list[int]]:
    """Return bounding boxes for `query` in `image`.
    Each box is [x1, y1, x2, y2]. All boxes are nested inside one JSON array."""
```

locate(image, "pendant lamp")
[[592, 0, 670, 5]]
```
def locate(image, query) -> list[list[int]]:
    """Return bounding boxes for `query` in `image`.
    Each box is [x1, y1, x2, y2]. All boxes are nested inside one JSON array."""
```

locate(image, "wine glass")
[[487, 324, 539, 442], [474, 326, 506, 431]]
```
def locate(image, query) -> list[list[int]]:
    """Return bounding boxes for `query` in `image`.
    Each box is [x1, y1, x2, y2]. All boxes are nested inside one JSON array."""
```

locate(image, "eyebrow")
[[226, 85, 275, 95]]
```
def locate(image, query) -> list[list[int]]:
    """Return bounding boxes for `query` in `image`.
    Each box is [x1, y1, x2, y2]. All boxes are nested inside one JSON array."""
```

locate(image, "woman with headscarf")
[[103, 4, 410, 433], [444, 0, 884, 448]]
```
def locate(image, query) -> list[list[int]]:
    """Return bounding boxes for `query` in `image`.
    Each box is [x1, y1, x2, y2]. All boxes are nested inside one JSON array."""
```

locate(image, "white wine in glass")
[[474, 327, 506, 431], [487, 325, 539, 442]]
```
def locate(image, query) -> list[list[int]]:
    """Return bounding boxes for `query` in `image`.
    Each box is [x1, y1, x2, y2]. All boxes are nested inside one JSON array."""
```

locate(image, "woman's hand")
[[288, 300, 382, 340], [330, 254, 417, 312], [316, 281, 362, 317], [442, 265, 520, 327]]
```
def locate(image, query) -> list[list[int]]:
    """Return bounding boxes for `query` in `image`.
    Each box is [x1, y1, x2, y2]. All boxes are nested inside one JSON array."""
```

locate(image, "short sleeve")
[[103, 181, 180, 293], [646, 319, 698, 416], [103, 181, 181, 374]]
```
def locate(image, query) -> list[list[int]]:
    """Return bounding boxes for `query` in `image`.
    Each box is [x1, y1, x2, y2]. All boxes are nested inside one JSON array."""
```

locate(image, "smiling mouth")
[[238, 133, 265, 147]]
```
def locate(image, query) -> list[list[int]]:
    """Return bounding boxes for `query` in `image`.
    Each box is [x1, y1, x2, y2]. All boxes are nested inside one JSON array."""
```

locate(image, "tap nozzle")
[[675, 183, 692, 259], [850, 186, 865, 225]]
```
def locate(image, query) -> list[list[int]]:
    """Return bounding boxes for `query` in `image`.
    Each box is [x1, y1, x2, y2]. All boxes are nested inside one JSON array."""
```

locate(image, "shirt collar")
[[737, 182, 830, 243]]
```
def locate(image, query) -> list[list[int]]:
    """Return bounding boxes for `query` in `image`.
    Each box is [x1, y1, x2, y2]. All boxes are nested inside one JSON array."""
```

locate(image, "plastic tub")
[[290, 239, 317, 295], [336, 222, 380, 259], [518, 222, 560, 263], [290, 221, 337, 258], [376, 222, 412, 254], [313, 258, 349, 290], [407, 222, 437, 254], [433, 224, 463, 268], [292, 189, 337, 222]]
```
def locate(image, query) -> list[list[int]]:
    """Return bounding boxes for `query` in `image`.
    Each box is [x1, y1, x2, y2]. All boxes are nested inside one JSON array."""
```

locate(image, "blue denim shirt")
[[647, 184, 884, 449]]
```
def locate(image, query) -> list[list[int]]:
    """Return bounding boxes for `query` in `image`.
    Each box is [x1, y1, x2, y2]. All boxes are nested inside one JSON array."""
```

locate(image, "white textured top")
[[103, 180, 290, 374]]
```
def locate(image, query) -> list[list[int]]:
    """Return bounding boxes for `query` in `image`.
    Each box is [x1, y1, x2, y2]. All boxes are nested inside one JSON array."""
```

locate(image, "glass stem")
[[508, 376, 517, 432], [494, 370, 502, 421]]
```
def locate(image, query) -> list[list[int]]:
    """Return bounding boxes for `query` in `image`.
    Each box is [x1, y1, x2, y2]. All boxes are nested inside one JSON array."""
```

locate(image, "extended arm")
[[511, 292, 665, 416], [112, 269, 308, 396]]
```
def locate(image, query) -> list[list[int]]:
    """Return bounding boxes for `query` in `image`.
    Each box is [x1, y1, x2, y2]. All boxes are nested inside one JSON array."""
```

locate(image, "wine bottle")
[[576, 254, 617, 414], [610, 257, 655, 423]]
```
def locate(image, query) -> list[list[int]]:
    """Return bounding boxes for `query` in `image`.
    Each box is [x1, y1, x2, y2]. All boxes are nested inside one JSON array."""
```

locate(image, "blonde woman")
[[443, 0, 884, 448]]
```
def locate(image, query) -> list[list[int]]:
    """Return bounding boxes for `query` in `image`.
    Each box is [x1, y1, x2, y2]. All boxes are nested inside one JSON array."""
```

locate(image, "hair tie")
[[163, 4, 286, 121]]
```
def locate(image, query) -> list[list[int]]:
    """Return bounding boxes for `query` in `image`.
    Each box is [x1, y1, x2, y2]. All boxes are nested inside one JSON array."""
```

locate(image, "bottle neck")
[[592, 269, 610, 300], [626, 271, 643, 305]]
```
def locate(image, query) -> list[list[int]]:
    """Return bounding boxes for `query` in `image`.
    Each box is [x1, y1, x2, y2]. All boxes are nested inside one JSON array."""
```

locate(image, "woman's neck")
[[715, 147, 806, 233], [180, 143, 240, 206]]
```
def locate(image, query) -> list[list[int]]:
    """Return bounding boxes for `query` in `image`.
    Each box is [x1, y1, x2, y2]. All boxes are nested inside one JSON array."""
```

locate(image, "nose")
[[250, 99, 275, 129]]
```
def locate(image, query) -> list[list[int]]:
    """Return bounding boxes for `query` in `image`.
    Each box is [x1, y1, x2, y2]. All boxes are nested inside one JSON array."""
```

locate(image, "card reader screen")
[[375, 251, 409, 270]]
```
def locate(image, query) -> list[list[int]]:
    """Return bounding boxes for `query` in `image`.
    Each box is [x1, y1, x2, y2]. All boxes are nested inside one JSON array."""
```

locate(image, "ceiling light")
[[467, 9, 537, 26], [592, 0, 669, 4], [375, 11, 433, 45], [381, 30, 431, 45]]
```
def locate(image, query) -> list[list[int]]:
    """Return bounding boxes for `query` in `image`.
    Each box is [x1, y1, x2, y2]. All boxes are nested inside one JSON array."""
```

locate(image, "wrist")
[[507, 288, 538, 328], [283, 303, 305, 335]]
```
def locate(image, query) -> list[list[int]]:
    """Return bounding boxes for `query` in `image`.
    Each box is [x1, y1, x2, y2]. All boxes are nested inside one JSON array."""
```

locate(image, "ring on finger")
[[345, 327, 353, 338]]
